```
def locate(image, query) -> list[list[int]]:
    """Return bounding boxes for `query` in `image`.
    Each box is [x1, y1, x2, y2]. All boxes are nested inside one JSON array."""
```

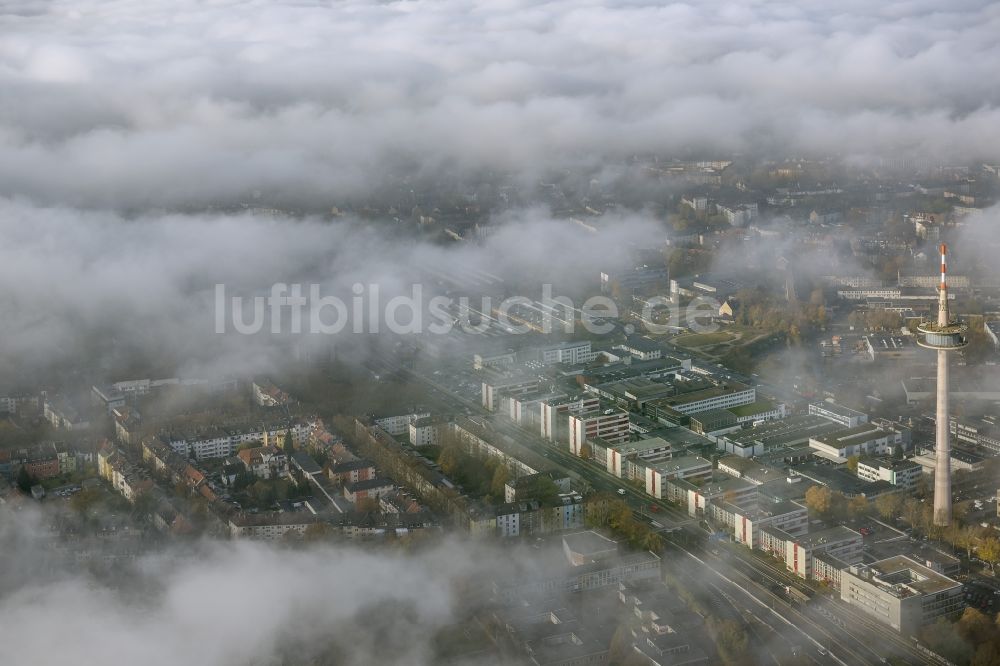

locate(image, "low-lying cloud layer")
[[3, 0, 999, 379], [2, 0, 1000, 209], [0, 509, 507, 666], [0, 198, 657, 384]]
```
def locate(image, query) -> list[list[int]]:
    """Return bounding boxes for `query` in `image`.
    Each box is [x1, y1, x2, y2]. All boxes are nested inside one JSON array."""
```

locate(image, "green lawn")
[[674, 331, 737, 348]]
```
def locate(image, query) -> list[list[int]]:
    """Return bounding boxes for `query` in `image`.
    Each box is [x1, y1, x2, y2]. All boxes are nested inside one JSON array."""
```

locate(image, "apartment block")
[[568, 406, 630, 455]]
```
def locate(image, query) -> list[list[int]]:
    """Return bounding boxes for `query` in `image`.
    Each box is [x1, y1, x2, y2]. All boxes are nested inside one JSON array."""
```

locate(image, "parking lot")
[[965, 580, 999, 614], [50, 483, 82, 499], [850, 517, 907, 547]]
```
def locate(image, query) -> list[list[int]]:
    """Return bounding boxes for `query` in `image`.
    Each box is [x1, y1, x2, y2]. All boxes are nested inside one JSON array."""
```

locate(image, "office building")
[[840, 556, 964, 635], [644, 455, 713, 500], [716, 414, 845, 458], [809, 423, 902, 462], [537, 340, 598, 366], [709, 500, 809, 549], [856, 457, 922, 489], [809, 402, 868, 428], [605, 437, 672, 480], [482, 375, 540, 412], [761, 525, 864, 580]]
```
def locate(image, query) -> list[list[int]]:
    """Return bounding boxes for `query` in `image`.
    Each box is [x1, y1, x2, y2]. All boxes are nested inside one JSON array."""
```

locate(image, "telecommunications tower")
[[916, 243, 967, 527]]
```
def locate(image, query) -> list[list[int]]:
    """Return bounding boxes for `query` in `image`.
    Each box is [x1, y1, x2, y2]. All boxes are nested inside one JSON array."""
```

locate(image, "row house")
[[97, 445, 153, 503], [112, 407, 142, 447], [162, 420, 309, 460], [43, 396, 90, 431], [0, 394, 40, 416], [252, 379, 291, 407], [344, 478, 394, 502], [228, 512, 318, 540], [237, 446, 287, 480], [328, 459, 376, 485], [307, 419, 346, 456], [373, 411, 431, 436], [20, 442, 61, 480], [141, 438, 207, 492], [408, 416, 444, 447], [485, 492, 587, 538]]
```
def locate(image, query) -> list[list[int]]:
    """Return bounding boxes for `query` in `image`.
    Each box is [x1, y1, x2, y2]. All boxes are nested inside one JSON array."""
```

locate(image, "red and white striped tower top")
[[938, 243, 949, 327]]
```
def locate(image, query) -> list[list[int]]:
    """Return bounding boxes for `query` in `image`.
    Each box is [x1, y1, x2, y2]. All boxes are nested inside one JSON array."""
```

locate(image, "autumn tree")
[[804, 485, 833, 516], [516, 474, 561, 505], [920, 618, 974, 665], [584, 494, 614, 528], [300, 523, 333, 544], [642, 530, 664, 553], [15, 466, 34, 493], [979, 537, 1000, 573], [874, 493, 903, 521], [957, 608, 998, 646], [438, 444, 460, 477], [945, 523, 974, 557], [584, 494, 661, 553], [713, 619, 751, 666], [902, 497, 929, 531], [847, 495, 870, 518], [490, 465, 511, 498], [607, 501, 634, 532], [827, 491, 851, 522], [70, 487, 102, 514], [972, 643, 1000, 666]]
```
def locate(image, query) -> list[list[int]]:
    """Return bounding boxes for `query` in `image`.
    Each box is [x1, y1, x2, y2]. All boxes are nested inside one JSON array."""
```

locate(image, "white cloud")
[[0, 509, 497, 666], [0, 198, 659, 380], [0, 0, 998, 208]]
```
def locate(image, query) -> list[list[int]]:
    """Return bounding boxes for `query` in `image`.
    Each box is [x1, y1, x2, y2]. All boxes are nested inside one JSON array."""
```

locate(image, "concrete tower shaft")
[[934, 348, 951, 526]]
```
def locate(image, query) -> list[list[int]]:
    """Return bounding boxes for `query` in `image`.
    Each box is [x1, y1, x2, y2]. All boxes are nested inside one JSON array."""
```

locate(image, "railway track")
[[699, 547, 880, 666]]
